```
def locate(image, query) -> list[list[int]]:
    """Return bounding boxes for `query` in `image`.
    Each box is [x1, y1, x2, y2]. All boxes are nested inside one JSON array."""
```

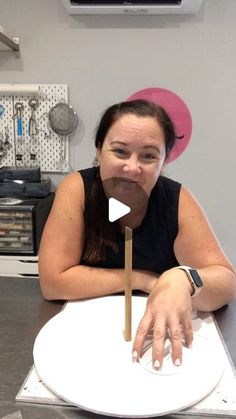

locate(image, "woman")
[[39, 99, 236, 370]]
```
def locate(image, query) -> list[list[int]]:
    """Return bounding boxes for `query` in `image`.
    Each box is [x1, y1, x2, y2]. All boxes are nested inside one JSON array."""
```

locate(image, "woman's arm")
[[132, 186, 236, 367], [39, 172, 123, 299], [39, 172, 157, 300], [174, 186, 236, 311]]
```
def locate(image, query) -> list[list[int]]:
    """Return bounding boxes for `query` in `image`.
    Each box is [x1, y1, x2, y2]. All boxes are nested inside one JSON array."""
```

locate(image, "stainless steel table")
[[0, 276, 235, 419]]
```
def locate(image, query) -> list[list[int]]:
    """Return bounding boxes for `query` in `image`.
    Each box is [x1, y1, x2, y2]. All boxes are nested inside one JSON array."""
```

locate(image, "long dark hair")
[[82, 99, 177, 264]]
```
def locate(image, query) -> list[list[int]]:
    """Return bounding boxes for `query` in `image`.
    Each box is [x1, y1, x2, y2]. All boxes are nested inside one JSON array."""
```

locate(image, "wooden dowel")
[[124, 226, 132, 341]]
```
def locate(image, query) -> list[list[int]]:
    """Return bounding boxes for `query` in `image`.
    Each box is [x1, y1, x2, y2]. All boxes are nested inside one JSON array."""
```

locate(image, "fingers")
[[182, 318, 194, 348], [132, 311, 153, 361], [152, 320, 193, 368], [133, 314, 193, 370], [151, 320, 166, 369], [168, 324, 184, 366]]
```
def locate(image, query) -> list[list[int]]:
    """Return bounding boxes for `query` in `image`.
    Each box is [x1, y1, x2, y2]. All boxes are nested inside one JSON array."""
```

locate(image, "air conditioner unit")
[[62, 0, 203, 15]]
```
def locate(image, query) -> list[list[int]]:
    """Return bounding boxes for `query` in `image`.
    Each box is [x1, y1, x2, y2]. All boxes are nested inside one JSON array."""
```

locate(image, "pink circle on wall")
[[127, 87, 192, 164]]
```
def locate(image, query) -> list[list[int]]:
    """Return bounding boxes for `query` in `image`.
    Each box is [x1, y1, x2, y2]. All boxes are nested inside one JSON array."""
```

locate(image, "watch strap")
[[174, 266, 202, 297]]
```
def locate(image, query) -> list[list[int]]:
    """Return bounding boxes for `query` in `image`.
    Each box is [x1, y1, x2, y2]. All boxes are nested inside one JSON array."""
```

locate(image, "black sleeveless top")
[[79, 167, 180, 274]]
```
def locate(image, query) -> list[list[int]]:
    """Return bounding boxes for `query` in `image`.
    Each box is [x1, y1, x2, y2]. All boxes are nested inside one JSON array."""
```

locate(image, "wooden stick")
[[124, 226, 132, 341]]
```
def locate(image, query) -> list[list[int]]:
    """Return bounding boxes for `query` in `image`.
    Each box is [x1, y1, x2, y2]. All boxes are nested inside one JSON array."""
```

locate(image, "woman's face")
[[96, 114, 166, 202]]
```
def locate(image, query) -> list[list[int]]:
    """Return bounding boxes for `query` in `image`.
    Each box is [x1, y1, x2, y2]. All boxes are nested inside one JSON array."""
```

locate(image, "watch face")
[[190, 270, 203, 288]]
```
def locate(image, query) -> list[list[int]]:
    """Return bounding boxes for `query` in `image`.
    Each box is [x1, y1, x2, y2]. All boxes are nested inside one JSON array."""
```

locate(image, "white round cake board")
[[33, 296, 225, 417]]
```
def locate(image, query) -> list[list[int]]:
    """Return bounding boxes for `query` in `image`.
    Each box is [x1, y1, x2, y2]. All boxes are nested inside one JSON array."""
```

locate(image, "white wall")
[[0, 0, 235, 264]]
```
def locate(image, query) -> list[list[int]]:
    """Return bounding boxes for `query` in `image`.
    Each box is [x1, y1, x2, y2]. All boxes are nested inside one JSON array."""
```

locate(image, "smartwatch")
[[174, 266, 203, 297]]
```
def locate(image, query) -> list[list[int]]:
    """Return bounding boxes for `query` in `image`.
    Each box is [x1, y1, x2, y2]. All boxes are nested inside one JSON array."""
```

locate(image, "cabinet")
[[0, 194, 54, 278], [0, 255, 38, 277]]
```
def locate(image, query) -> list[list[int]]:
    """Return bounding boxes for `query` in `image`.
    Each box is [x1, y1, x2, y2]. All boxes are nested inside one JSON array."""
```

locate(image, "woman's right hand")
[[132, 268, 193, 369]]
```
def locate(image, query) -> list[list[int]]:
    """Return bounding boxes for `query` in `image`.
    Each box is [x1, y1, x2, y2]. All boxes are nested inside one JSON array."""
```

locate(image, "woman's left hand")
[[132, 268, 193, 369]]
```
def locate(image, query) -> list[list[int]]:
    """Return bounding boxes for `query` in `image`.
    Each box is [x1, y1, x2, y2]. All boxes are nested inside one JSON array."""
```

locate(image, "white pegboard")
[[0, 84, 74, 173]]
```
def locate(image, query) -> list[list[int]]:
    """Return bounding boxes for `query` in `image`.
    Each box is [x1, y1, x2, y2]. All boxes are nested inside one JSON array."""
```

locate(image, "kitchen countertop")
[[0, 276, 235, 419]]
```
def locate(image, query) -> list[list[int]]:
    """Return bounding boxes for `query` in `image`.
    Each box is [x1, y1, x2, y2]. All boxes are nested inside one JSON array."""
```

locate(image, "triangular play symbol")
[[108, 197, 131, 222]]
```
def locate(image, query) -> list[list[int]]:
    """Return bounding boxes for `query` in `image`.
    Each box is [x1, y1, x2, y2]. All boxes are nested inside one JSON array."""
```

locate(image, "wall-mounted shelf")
[[0, 31, 20, 51]]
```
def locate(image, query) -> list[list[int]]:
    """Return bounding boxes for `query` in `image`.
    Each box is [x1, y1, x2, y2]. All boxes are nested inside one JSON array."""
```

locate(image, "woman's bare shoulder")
[[55, 171, 84, 202], [56, 171, 83, 192]]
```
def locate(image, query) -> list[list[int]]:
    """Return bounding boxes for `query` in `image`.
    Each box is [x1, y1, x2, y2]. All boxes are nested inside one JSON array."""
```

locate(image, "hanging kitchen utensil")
[[14, 102, 24, 138], [29, 136, 40, 166], [28, 97, 40, 165], [0, 104, 5, 118], [28, 97, 39, 137], [13, 102, 25, 165], [3, 126, 11, 150], [48, 101, 78, 172]]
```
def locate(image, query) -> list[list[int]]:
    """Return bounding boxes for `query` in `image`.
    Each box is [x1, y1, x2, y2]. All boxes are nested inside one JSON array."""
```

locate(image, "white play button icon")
[[108, 198, 131, 222]]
